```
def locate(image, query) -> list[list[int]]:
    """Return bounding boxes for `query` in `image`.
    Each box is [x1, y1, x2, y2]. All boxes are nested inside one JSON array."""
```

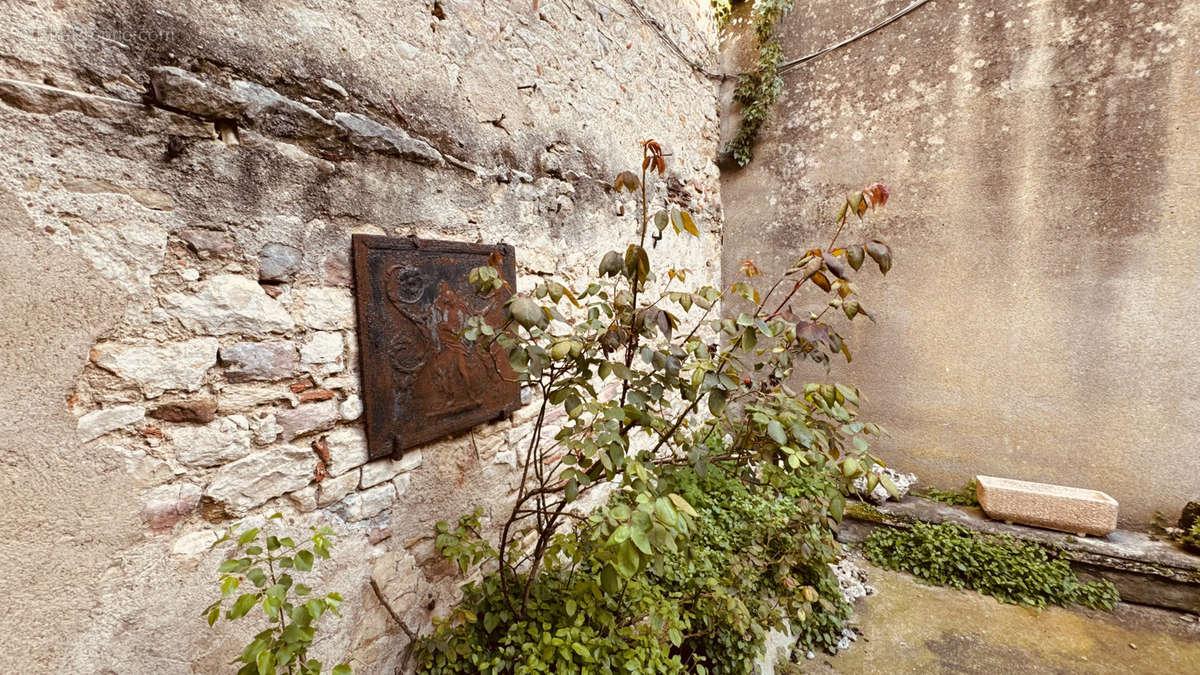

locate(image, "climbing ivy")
[[863, 522, 1119, 611], [726, 0, 795, 166]]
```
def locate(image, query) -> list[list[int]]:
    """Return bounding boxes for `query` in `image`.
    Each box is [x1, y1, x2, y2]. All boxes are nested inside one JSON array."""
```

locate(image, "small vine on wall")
[[720, 0, 796, 167]]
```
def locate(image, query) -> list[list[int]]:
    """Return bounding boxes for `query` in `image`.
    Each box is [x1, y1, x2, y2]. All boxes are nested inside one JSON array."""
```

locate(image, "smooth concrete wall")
[[720, 0, 1200, 526]]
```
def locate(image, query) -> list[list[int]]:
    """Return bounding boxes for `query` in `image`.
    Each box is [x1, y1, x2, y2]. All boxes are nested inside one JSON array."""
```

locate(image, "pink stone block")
[[975, 475, 1119, 536]]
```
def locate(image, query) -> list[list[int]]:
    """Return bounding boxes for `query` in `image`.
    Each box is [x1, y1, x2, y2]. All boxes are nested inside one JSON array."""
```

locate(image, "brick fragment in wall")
[[140, 483, 202, 532], [169, 415, 254, 468], [318, 469, 360, 507], [148, 397, 218, 424], [360, 450, 422, 488], [161, 275, 295, 337], [91, 338, 218, 398], [205, 444, 317, 514], [322, 425, 369, 476], [77, 404, 145, 443], [178, 229, 237, 258], [215, 384, 298, 412], [276, 400, 340, 441], [332, 483, 395, 522], [294, 287, 355, 330], [323, 251, 351, 285], [219, 341, 299, 382], [258, 243, 303, 282]]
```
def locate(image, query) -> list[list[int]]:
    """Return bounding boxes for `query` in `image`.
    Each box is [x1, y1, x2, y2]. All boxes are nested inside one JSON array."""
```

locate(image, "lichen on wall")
[[0, 1, 723, 672]]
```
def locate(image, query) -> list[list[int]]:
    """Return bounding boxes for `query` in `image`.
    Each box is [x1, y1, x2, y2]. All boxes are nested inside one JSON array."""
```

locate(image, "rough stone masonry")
[[0, 1, 722, 672]]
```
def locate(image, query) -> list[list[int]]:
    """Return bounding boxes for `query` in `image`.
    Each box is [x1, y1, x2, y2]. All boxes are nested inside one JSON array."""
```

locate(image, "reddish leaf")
[[613, 171, 640, 193], [865, 183, 890, 210], [739, 259, 760, 278]]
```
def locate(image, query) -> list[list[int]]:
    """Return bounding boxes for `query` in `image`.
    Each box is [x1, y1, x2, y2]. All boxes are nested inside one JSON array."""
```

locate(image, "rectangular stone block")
[[975, 475, 1118, 536]]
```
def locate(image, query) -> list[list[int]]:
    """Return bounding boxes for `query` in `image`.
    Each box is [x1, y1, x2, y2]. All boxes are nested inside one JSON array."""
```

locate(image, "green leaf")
[[228, 593, 259, 620], [206, 604, 221, 627], [237, 528, 260, 546], [331, 666, 352, 675], [222, 576, 240, 597], [707, 388, 727, 416], [630, 527, 652, 556], [880, 473, 901, 499], [667, 493, 698, 518], [295, 550, 314, 572], [766, 420, 787, 445]]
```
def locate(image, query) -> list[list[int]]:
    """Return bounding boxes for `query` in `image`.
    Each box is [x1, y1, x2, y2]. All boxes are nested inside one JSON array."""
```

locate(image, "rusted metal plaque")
[[352, 235, 519, 459]]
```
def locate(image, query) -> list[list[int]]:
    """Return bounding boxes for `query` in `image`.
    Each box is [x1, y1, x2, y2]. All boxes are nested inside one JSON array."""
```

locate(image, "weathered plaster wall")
[[0, 1, 722, 672], [720, 0, 1200, 526]]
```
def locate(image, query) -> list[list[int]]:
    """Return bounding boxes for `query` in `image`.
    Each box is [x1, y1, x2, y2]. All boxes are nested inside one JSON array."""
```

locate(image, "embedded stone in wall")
[[148, 66, 247, 119], [179, 229, 237, 258], [276, 400, 340, 441], [333, 112, 443, 166], [148, 397, 218, 424], [91, 338, 219, 397], [295, 287, 355, 331], [216, 383, 298, 413], [322, 425, 369, 476], [300, 331, 343, 365], [219, 341, 299, 382], [340, 394, 363, 421], [231, 80, 336, 139], [77, 404, 145, 442], [170, 416, 254, 468], [360, 451, 423, 488], [141, 483, 202, 533], [162, 275, 295, 337], [317, 469, 361, 507], [258, 243, 303, 282], [331, 482, 395, 521], [287, 485, 319, 512], [205, 444, 317, 514], [247, 412, 282, 445]]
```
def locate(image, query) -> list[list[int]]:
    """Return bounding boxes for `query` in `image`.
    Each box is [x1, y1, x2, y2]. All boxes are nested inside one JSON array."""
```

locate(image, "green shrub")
[[415, 144, 894, 673], [203, 513, 351, 675], [863, 522, 1119, 611], [414, 464, 853, 674]]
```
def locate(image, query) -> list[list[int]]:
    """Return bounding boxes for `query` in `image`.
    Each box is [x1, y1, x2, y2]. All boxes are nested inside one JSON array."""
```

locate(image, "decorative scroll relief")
[[352, 235, 519, 459]]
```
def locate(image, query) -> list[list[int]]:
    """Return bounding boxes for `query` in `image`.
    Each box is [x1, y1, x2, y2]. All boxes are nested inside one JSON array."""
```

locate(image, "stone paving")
[[802, 562, 1200, 674]]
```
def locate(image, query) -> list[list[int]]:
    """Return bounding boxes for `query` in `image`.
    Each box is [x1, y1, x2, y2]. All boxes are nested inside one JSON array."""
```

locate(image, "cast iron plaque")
[[352, 235, 520, 459]]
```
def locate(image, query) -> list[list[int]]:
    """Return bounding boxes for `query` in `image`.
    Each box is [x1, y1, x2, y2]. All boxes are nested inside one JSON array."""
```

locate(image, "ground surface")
[[801, 563, 1200, 674]]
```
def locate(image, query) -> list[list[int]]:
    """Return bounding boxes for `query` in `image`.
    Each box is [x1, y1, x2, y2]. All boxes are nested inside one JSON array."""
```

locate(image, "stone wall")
[[720, 0, 1200, 525], [0, 1, 722, 672]]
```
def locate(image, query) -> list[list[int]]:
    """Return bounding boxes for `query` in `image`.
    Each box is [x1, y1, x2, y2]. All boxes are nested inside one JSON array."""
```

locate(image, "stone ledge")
[[839, 497, 1200, 613]]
